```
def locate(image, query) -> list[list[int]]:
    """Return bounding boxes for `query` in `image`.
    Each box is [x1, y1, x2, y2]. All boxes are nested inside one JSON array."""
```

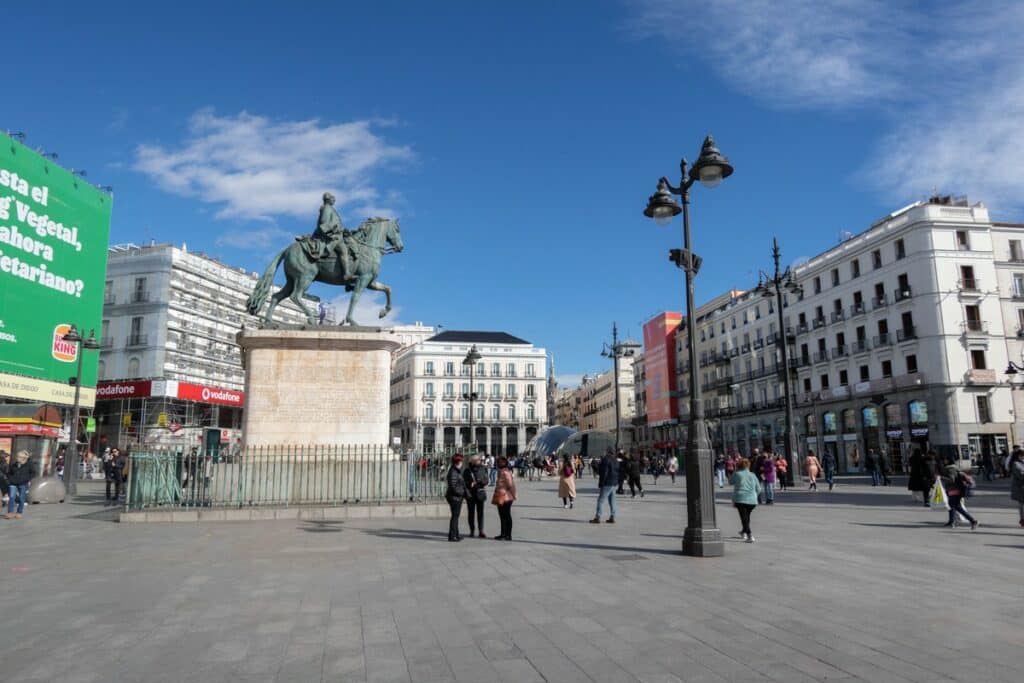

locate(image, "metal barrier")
[[125, 446, 453, 511]]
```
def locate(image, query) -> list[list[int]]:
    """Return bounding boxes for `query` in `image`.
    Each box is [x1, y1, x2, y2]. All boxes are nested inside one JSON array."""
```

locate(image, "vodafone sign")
[[176, 382, 244, 407], [95, 379, 243, 406], [96, 380, 153, 399]]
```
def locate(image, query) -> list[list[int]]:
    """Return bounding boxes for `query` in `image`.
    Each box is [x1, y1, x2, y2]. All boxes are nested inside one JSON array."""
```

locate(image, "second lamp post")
[[462, 345, 482, 452], [643, 135, 732, 558]]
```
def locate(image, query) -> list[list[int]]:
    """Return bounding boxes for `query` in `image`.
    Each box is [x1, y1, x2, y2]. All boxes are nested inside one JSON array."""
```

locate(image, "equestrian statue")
[[246, 192, 404, 326]]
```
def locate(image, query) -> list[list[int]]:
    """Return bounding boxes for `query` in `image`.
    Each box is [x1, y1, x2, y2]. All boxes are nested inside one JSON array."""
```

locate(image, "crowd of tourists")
[[443, 443, 1024, 543]]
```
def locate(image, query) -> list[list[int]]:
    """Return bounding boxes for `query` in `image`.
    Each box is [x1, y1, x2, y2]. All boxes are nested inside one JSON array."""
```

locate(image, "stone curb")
[[118, 502, 446, 523]]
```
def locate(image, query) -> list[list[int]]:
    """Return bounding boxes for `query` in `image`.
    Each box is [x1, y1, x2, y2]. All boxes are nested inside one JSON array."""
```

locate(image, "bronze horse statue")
[[246, 217, 403, 326]]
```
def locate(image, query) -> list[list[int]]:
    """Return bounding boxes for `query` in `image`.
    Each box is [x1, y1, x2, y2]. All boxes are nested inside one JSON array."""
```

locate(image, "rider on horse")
[[307, 192, 354, 282]]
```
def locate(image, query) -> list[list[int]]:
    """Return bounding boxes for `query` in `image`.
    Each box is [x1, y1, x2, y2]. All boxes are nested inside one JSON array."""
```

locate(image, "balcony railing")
[[103, 293, 116, 305], [796, 322, 809, 334], [832, 345, 848, 358], [812, 317, 826, 329], [813, 350, 829, 363], [830, 310, 845, 323], [99, 336, 114, 348], [125, 334, 148, 347], [965, 368, 997, 385], [894, 287, 913, 302], [896, 326, 917, 342], [849, 302, 866, 317], [872, 295, 888, 309], [131, 290, 150, 303], [850, 339, 869, 354], [962, 320, 988, 334], [873, 333, 891, 347], [958, 278, 980, 292]]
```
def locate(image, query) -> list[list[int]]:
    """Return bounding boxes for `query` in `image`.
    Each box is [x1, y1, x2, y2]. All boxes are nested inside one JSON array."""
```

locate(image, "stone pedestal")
[[237, 327, 401, 447]]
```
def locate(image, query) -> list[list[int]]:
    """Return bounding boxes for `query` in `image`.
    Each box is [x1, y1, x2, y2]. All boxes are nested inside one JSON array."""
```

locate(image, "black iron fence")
[[125, 445, 453, 511]]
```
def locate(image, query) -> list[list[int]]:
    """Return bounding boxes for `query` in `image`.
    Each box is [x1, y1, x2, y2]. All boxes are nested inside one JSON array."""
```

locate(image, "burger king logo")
[[52, 324, 77, 363]]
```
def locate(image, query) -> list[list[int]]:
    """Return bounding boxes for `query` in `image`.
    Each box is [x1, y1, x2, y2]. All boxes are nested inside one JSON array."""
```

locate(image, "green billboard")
[[0, 132, 113, 407]]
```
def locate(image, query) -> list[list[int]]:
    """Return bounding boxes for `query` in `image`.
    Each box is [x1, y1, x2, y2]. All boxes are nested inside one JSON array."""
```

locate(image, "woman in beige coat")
[[558, 455, 577, 508], [805, 450, 822, 491], [491, 456, 517, 540]]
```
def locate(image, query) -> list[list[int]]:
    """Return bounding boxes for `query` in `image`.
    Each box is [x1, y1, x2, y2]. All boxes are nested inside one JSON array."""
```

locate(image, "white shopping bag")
[[929, 480, 949, 509]]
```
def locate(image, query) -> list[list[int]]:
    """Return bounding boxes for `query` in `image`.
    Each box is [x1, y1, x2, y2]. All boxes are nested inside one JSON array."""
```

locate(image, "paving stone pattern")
[[0, 475, 1021, 682]]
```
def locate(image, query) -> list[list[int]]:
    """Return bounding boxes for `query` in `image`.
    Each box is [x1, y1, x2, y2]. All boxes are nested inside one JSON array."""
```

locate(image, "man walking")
[[590, 449, 619, 524], [625, 451, 644, 498], [866, 448, 881, 486]]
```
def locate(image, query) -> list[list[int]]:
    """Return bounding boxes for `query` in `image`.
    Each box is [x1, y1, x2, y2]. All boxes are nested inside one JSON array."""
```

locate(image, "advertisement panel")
[[642, 312, 682, 426], [0, 133, 113, 407]]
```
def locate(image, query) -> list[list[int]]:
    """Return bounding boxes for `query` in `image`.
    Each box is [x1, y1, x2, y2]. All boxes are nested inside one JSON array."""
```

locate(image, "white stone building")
[[94, 243, 308, 447], [682, 196, 1020, 470], [389, 330, 548, 455]]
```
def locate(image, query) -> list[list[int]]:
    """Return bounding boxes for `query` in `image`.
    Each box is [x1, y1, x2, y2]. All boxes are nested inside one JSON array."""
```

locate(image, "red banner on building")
[[96, 380, 153, 399], [643, 312, 682, 426], [173, 381, 244, 407]]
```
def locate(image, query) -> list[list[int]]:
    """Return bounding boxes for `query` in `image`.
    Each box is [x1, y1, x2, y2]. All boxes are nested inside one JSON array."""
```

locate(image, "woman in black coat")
[[445, 454, 467, 542], [462, 455, 488, 538]]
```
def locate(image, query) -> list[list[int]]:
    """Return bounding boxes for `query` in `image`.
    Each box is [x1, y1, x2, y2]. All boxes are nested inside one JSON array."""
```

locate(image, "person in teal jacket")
[[731, 458, 763, 543]]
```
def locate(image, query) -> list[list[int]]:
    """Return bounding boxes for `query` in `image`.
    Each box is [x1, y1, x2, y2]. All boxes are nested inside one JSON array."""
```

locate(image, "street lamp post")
[[643, 135, 732, 557], [462, 345, 482, 453], [753, 238, 804, 486], [601, 322, 640, 453], [61, 325, 100, 497]]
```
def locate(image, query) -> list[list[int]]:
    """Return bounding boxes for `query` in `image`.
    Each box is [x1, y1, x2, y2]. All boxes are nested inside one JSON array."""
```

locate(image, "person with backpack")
[[821, 449, 837, 492], [590, 450, 619, 524], [558, 455, 576, 508], [941, 456, 978, 530]]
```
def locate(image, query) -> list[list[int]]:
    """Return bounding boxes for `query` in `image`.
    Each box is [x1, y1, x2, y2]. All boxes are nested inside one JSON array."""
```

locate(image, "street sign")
[[85, 417, 96, 433]]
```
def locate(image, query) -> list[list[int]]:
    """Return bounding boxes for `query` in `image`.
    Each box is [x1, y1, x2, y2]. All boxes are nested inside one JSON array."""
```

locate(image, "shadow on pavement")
[[362, 528, 449, 542], [298, 520, 344, 533], [511, 537, 681, 557]]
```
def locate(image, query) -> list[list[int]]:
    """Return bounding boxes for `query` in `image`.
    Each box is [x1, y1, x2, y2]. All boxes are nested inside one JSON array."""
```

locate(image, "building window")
[[956, 230, 970, 250], [1010, 239, 1023, 262], [491, 362, 500, 377], [839, 369, 848, 386], [803, 378, 812, 393], [491, 383, 500, 397], [461, 383, 469, 397], [906, 354, 918, 373], [425, 361, 434, 376], [851, 259, 860, 278], [461, 404, 469, 419], [895, 238, 906, 260], [133, 277, 148, 303], [819, 374, 830, 389], [425, 382, 434, 397], [509, 405, 516, 420], [1013, 273, 1024, 297], [872, 249, 882, 269], [976, 395, 990, 422], [813, 276, 821, 294], [831, 268, 839, 286], [129, 316, 144, 345], [477, 362, 485, 375], [526, 384, 535, 397], [492, 404, 500, 419], [444, 404, 454, 420], [97, 360, 105, 381], [444, 382, 454, 398], [527, 404, 536, 420], [127, 357, 140, 378], [507, 363, 516, 377], [444, 361, 455, 376], [476, 404, 484, 419], [424, 404, 434, 420], [506, 383, 516, 398], [526, 363, 535, 377], [970, 349, 987, 370], [881, 360, 892, 378]]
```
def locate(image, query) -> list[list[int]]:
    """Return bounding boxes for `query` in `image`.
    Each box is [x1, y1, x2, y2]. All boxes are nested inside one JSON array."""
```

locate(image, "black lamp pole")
[[462, 345, 482, 452], [62, 325, 99, 497], [602, 323, 641, 453], [643, 135, 732, 557], [754, 238, 804, 486]]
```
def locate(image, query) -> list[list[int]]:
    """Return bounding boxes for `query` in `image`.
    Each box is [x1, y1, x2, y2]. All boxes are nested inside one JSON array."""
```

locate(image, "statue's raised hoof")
[[378, 309, 389, 319]]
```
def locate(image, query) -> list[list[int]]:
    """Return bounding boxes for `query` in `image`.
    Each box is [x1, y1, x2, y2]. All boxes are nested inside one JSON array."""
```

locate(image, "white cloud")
[[633, 1, 1024, 212], [326, 290, 404, 327], [134, 110, 412, 221], [215, 225, 293, 250]]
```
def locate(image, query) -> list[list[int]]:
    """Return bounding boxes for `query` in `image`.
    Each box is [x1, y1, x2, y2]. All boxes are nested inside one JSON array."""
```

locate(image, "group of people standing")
[[0, 450, 36, 519], [445, 453, 517, 541], [716, 449, 788, 499]]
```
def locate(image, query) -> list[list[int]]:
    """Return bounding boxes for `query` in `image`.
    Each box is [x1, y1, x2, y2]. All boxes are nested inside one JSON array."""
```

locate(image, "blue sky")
[[5, 0, 1021, 387]]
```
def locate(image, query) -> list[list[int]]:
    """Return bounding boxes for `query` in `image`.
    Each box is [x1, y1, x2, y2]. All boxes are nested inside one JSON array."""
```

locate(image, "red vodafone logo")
[[176, 381, 243, 406]]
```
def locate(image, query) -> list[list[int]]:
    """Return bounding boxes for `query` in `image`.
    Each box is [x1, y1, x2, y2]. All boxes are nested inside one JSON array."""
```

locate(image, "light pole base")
[[682, 527, 724, 557]]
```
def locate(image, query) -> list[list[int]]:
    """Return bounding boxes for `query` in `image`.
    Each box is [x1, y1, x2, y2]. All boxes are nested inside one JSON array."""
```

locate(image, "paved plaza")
[[0, 473, 1021, 683]]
